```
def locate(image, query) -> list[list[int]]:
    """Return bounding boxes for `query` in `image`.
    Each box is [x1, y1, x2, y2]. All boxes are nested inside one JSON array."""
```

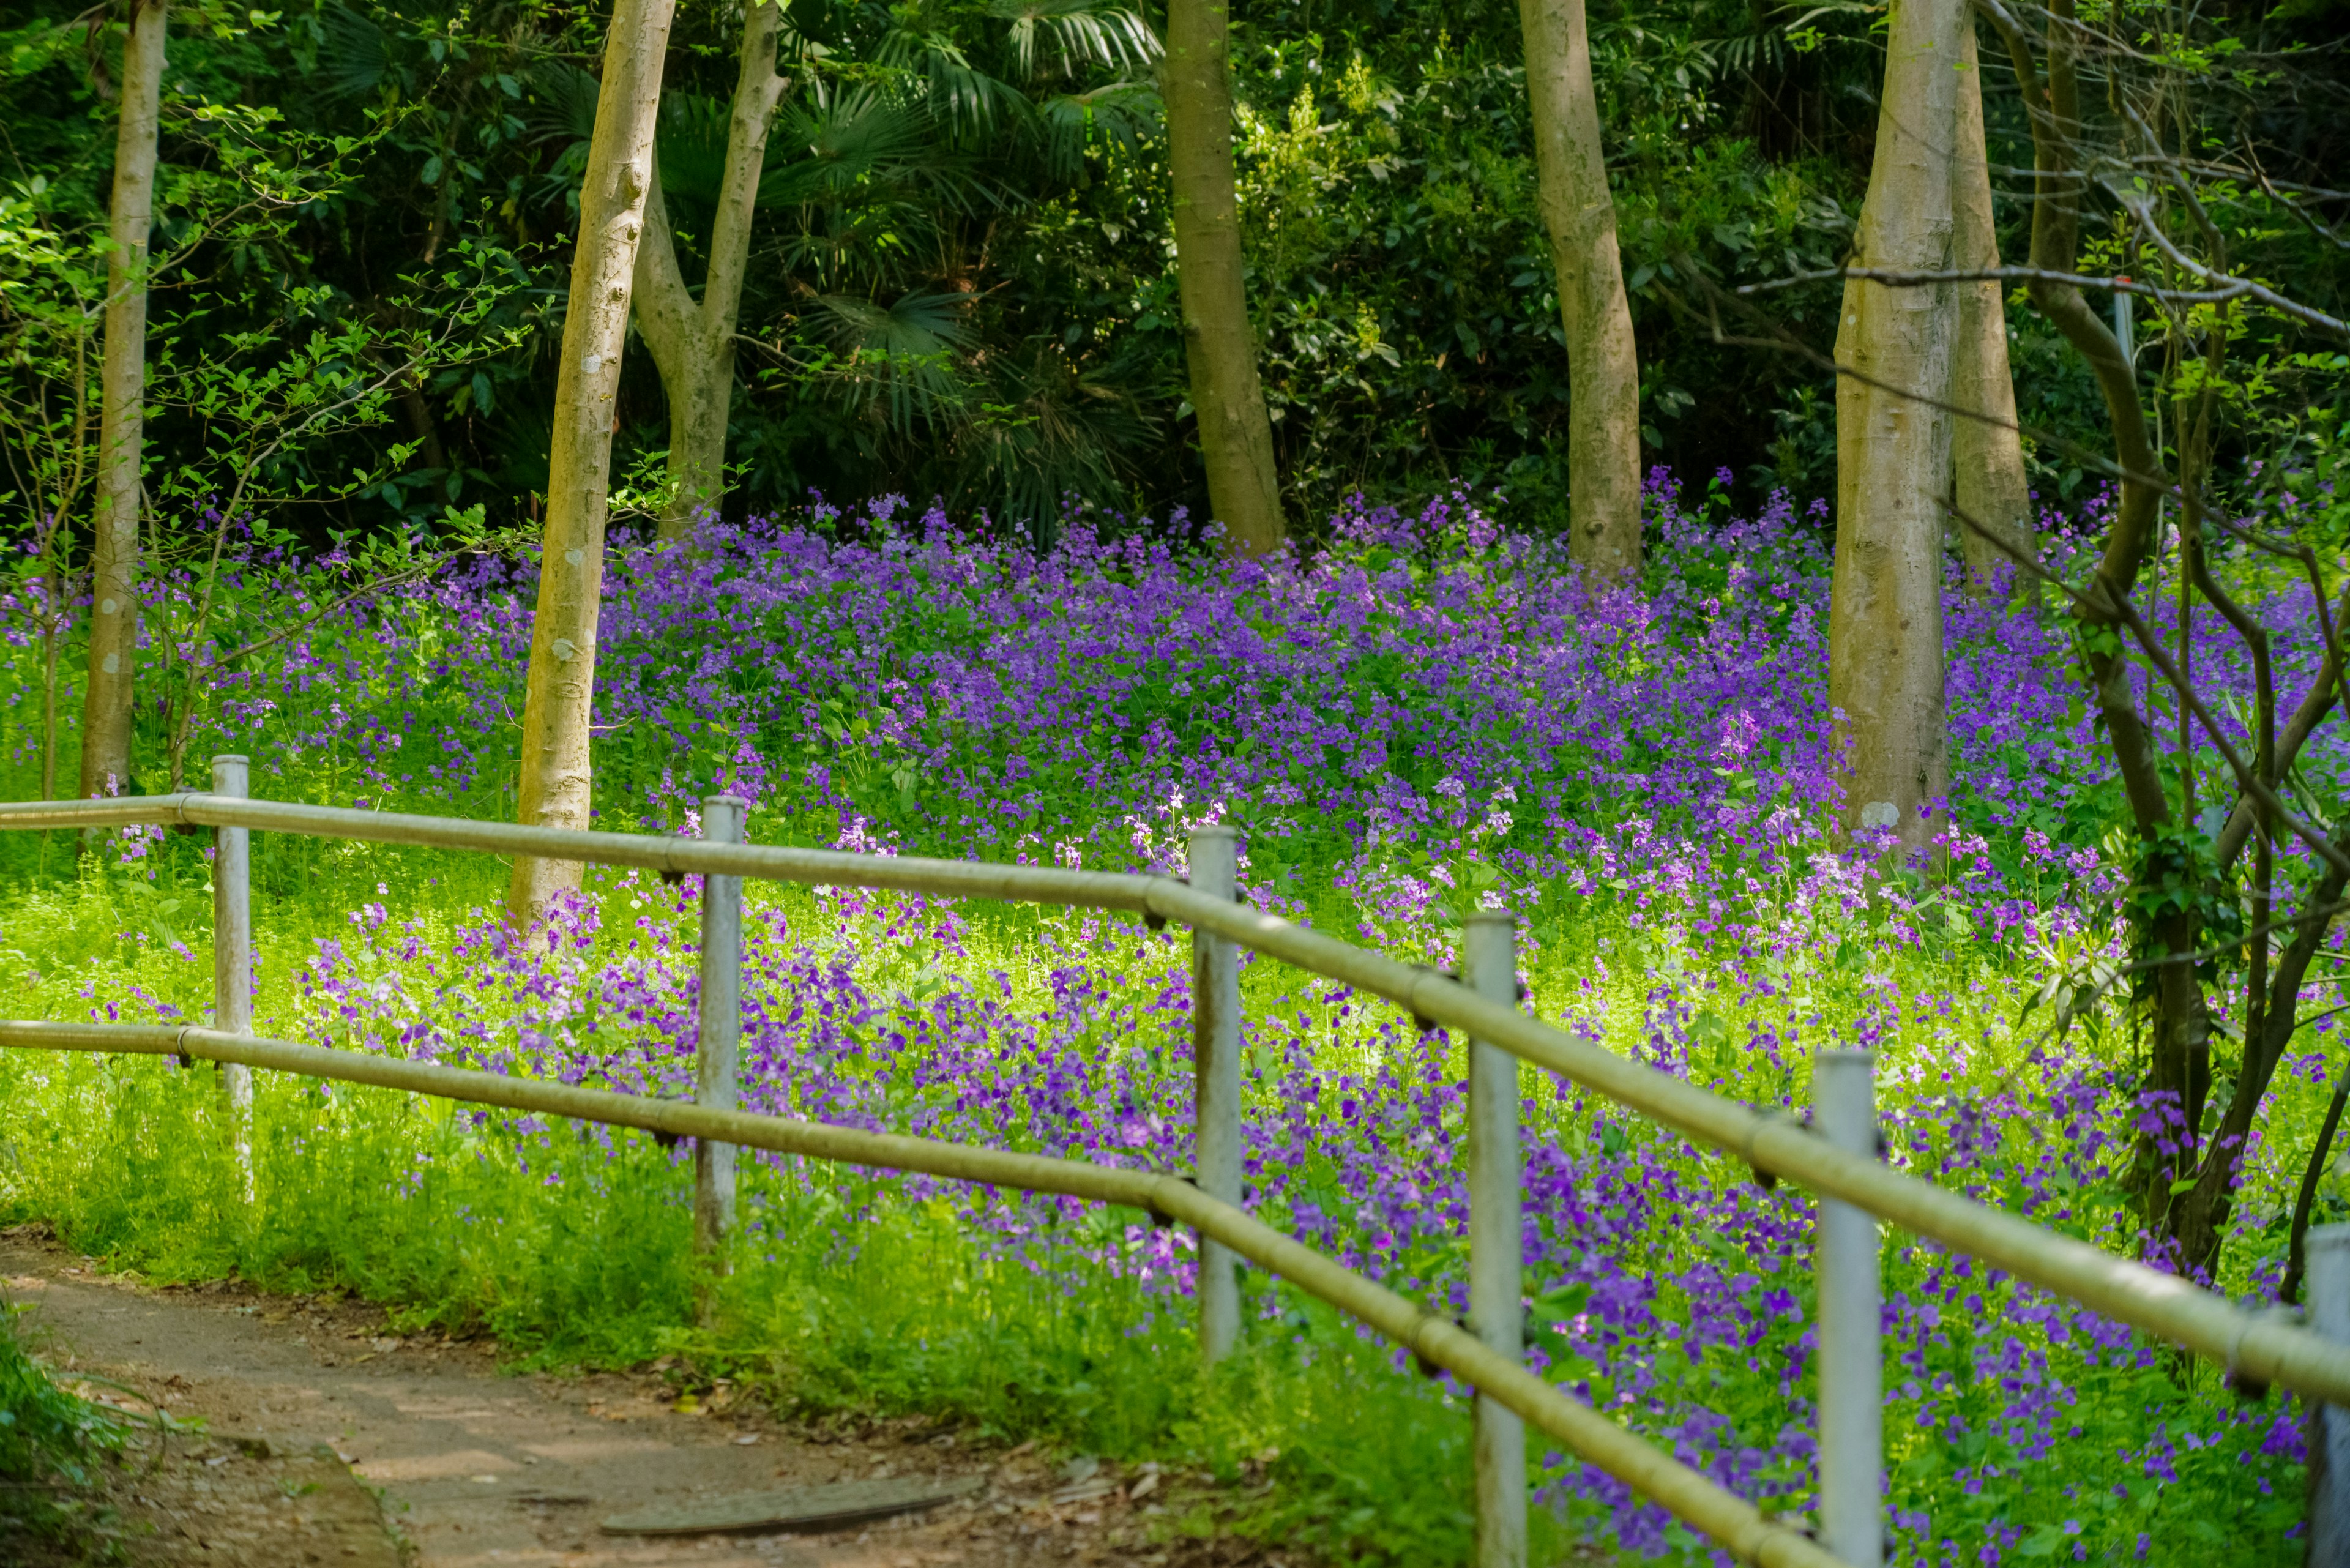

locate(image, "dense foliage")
[[7, 0, 2341, 548]]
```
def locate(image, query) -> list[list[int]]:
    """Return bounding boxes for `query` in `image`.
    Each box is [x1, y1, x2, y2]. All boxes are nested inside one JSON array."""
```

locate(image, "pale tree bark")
[[1948, 21, 2035, 591], [81, 0, 167, 800], [1828, 0, 1965, 849], [1162, 0, 1283, 558], [507, 0, 678, 927], [1517, 0, 1643, 581], [633, 0, 787, 542]]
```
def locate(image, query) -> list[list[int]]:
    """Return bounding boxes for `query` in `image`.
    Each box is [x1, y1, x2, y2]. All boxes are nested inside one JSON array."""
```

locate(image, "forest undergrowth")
[[0, 476, 2338, 1565]]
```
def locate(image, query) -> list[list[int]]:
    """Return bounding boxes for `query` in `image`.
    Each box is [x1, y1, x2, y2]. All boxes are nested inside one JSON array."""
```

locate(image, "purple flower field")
[[5, 473, 2343, 1564]]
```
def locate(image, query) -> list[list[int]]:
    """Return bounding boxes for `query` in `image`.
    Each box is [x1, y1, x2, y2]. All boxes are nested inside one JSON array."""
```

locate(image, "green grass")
[[0, 821, 2326, 1564], [0, 1291, 127, 1559]]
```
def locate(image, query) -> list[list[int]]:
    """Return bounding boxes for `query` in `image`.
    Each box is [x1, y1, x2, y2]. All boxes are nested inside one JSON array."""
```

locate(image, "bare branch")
[[1945, 495, 2350, 883], [1736, 263, 2263, 307], [1736, 259, 2346, 340], [2103, 183, 2350, 340]]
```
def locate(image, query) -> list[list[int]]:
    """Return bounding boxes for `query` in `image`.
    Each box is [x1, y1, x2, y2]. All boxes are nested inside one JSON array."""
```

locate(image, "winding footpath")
[[1, 1235, 1252, 1568]]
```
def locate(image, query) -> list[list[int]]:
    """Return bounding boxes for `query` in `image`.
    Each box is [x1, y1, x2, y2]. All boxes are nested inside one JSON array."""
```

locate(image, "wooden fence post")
[[211, 755, 253, 1200], [1189, 824, 1242, 1368], [2306, 1223, 2350, 1563], [1815, 1048, 1881, 1567], [1464, 911, 1526, 1568], [694, 794, 748, 1308]]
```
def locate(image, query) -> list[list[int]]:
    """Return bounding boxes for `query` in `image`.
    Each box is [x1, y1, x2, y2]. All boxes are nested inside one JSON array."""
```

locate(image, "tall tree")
[[1162, 0, 1283, 558], [1972, 0, 2328, 1283], [507, 0, 679, 926], [81, 0, 168, 799], [633, 1, 788, 542], [1516, 0, 1642, 580], [1948, 21, 2034, 591], [1827, 0, 1965, 849]]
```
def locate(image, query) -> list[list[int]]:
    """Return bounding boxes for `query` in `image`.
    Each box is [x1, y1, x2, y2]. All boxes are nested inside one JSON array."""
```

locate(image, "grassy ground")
[[0, 821, 2322, 1564], [0, 498, 2333, 1562]]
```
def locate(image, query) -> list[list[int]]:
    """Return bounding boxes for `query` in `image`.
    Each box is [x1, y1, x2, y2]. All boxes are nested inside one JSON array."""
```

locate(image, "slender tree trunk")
[[507, 0, 678, 927], [42, 327, 93, 804], [1162, 0, 1283, 558], [1948, 21, 2034, 592], [633, 0, 786, 542], [81, 0, 166, 800], [1517, 0, 1643, 580], [1983, 0, 2220, 1252], [1827, 0, 1965, 849]]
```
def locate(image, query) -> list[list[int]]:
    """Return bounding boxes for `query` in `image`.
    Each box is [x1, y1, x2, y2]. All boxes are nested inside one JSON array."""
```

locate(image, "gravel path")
[[1, 1234, 1264, 1568]]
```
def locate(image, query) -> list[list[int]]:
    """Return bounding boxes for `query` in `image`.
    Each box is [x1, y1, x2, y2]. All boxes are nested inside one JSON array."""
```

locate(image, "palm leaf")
[[802, 291, 972, 433], [655, 92, 737, 212], [952, 339, 1161, 537], [804, 289, 970, 356], [524, 62, 603, 146], [1031, 79, 1160, 181], [312, 4, 390, 101], [763, 93, 952, 207], [985, 0, 1158, 81], [871, 27, 1025, 136]]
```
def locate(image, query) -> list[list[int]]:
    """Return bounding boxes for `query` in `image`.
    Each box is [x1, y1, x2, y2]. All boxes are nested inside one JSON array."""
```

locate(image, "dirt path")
[[1, 1237, 1270, 1568]]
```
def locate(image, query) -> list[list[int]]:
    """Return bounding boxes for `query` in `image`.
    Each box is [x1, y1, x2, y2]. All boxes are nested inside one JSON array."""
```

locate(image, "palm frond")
[[1032, 79, 1160, 181], [524, 62, 602, 146], [952, 339, 1161, 536], [804, 289, 971, 356], [655, 92, 737, 212], [985, 0, 1159, 82], [872, 27, 1025, 137], [802, 290, 973, 434], [313, 4, 390, 101], [762, 93, 993, 212]]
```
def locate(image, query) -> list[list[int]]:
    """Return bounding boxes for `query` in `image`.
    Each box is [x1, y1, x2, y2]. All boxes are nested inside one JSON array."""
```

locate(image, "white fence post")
[[211, 755, 253, 1200], [1189, 824, 1242, 1368], [1816, 1048, 1881, 1567], [2307, 1223, 2350, 1562], [1464, 911, 1526, 1568], [694, 795, 748, 1297]]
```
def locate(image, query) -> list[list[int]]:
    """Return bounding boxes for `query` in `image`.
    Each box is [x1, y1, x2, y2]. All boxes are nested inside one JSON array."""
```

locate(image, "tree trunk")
[[1517, 0, 1643, 581], [2168, 832, 2350, 1281], [633, 0, 786, 542], [1827, 0, 1965, 849], [1986, 0, 2229, 1260], [80, 0, 166, 800], [507, 0, 679, 928], [1948, 21, 2034, 592], [1162, 0, 1283, 559]]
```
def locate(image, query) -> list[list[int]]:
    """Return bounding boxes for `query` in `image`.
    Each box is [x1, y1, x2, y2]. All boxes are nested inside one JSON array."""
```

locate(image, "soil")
[[0, 1233, 1294, 1568]]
